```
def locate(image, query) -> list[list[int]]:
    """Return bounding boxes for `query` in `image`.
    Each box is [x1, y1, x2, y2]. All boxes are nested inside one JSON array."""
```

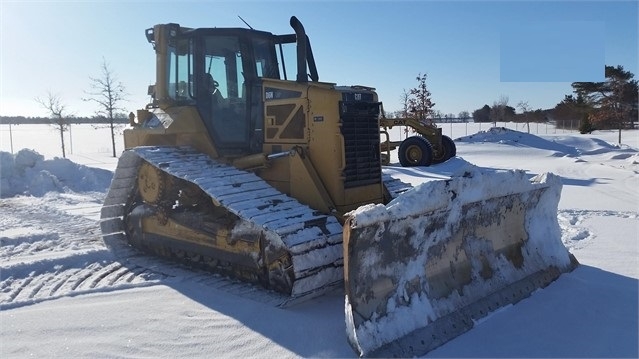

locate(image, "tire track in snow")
[[0, 195, 291, 309], [0, 197, 167, 309]]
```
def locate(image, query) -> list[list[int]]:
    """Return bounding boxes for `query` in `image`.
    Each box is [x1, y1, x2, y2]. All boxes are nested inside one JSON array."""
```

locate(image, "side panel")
[[263, 85, 308, 148], [258, 80, 384, 216], [258, 79, 310, 196], [307, 85, 354, 212]]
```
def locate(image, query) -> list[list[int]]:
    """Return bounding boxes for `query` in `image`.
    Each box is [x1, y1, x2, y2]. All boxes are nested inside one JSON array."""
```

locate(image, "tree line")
[[471, 65, 638, 136], [12, 63, 637, 158], [384, 65, 636, 144], [0, 115, 128, 125]]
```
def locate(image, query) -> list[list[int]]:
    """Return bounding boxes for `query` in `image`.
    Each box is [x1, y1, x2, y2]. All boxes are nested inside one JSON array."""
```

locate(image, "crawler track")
[[100, 146, 346, 301]]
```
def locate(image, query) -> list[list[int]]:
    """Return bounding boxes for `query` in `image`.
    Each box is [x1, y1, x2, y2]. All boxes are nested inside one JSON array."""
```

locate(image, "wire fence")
[[0, 124, 126, 158], [1, 121, 582, 158], [391, 120, 579, 142]]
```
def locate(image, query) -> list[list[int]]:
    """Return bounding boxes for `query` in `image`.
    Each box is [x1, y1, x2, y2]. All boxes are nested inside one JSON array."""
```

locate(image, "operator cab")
[[146, 18, 317, 156]]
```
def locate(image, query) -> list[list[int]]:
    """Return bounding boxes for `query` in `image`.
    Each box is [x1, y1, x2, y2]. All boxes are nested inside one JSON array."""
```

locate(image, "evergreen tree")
[[407, 73, 435, 123], [578, 113, 595, 134], [552, 94, 592, 130], [572, 65, 638, 138], [472, 104, 491, 123]]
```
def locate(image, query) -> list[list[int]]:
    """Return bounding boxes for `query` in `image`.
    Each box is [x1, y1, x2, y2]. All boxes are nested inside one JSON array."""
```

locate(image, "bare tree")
[[399, 89, 413, 137], [490, 95, 510, 126], [432, 110, 445, 123], [84, 58, 128, 157], [398, 89, 408, 117], [35, 92, 71, 158], [458, 110, 471, 135], [517, 100, 532, 133]]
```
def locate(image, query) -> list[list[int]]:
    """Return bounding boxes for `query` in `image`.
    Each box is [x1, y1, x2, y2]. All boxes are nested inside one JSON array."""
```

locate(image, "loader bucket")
[[343, 170, 578, 357]]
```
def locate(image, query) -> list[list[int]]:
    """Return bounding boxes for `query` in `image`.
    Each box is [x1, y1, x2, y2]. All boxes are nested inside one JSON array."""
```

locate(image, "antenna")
[[238, 15, 253, 29]]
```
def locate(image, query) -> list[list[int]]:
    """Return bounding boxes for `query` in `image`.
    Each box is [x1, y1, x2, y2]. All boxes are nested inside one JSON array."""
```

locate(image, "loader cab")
[[147, 19, 316, 157]]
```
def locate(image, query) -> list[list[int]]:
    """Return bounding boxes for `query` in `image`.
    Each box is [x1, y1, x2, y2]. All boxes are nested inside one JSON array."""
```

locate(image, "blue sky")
[[1, 0, 637, 118]]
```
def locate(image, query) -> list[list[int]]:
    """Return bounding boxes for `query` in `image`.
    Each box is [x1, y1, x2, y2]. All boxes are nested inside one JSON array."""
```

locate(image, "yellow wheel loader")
[[100, 16, 578, 357]]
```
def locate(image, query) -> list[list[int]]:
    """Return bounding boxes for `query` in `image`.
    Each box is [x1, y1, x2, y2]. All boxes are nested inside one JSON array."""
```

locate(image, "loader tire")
[[433, 135, 457, 164], [398, 136, 433, 167]]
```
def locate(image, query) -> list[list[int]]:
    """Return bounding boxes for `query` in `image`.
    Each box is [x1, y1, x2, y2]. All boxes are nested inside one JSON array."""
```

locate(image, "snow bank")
[[0, 149, 113, 198], [456, 127, 638, 160], [456, 127, 580, 156]]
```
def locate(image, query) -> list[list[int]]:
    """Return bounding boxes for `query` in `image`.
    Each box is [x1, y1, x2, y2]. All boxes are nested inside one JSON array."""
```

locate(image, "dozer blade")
[[344, 170, 578, 357]]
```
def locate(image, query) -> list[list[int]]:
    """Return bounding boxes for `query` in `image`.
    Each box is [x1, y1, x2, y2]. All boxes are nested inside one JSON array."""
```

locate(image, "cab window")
[[253, 38, 279, 79], [168, 38, 194, 101]]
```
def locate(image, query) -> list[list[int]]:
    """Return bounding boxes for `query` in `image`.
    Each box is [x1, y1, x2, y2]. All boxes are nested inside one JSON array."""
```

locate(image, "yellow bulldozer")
[[101, 16, 578, 357]]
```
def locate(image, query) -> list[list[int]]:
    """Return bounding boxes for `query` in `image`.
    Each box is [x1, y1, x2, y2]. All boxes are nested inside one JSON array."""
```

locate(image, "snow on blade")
[[344, 168, 578, 357]]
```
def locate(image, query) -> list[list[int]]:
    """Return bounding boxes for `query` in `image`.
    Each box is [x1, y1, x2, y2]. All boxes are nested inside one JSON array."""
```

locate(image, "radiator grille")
[[339, 101, 382, 188]]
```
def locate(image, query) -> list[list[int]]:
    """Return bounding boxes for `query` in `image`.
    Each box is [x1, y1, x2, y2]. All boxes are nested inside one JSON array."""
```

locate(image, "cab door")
[[196, 35, 250, 155]]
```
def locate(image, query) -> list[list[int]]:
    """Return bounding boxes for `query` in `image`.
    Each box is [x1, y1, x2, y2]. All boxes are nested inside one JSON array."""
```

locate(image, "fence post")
[[69, 124, 73, 155], [9, 123, 14, 154], [449, 118, 453, 138]]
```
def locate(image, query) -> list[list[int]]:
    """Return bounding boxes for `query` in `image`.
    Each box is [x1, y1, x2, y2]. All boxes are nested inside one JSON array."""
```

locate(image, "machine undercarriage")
[[102, 146, 346, 300]]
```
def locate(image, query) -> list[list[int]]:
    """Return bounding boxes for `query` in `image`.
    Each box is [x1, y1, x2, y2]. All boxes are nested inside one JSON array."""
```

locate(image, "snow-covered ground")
[[1, 123, 637, 358]]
